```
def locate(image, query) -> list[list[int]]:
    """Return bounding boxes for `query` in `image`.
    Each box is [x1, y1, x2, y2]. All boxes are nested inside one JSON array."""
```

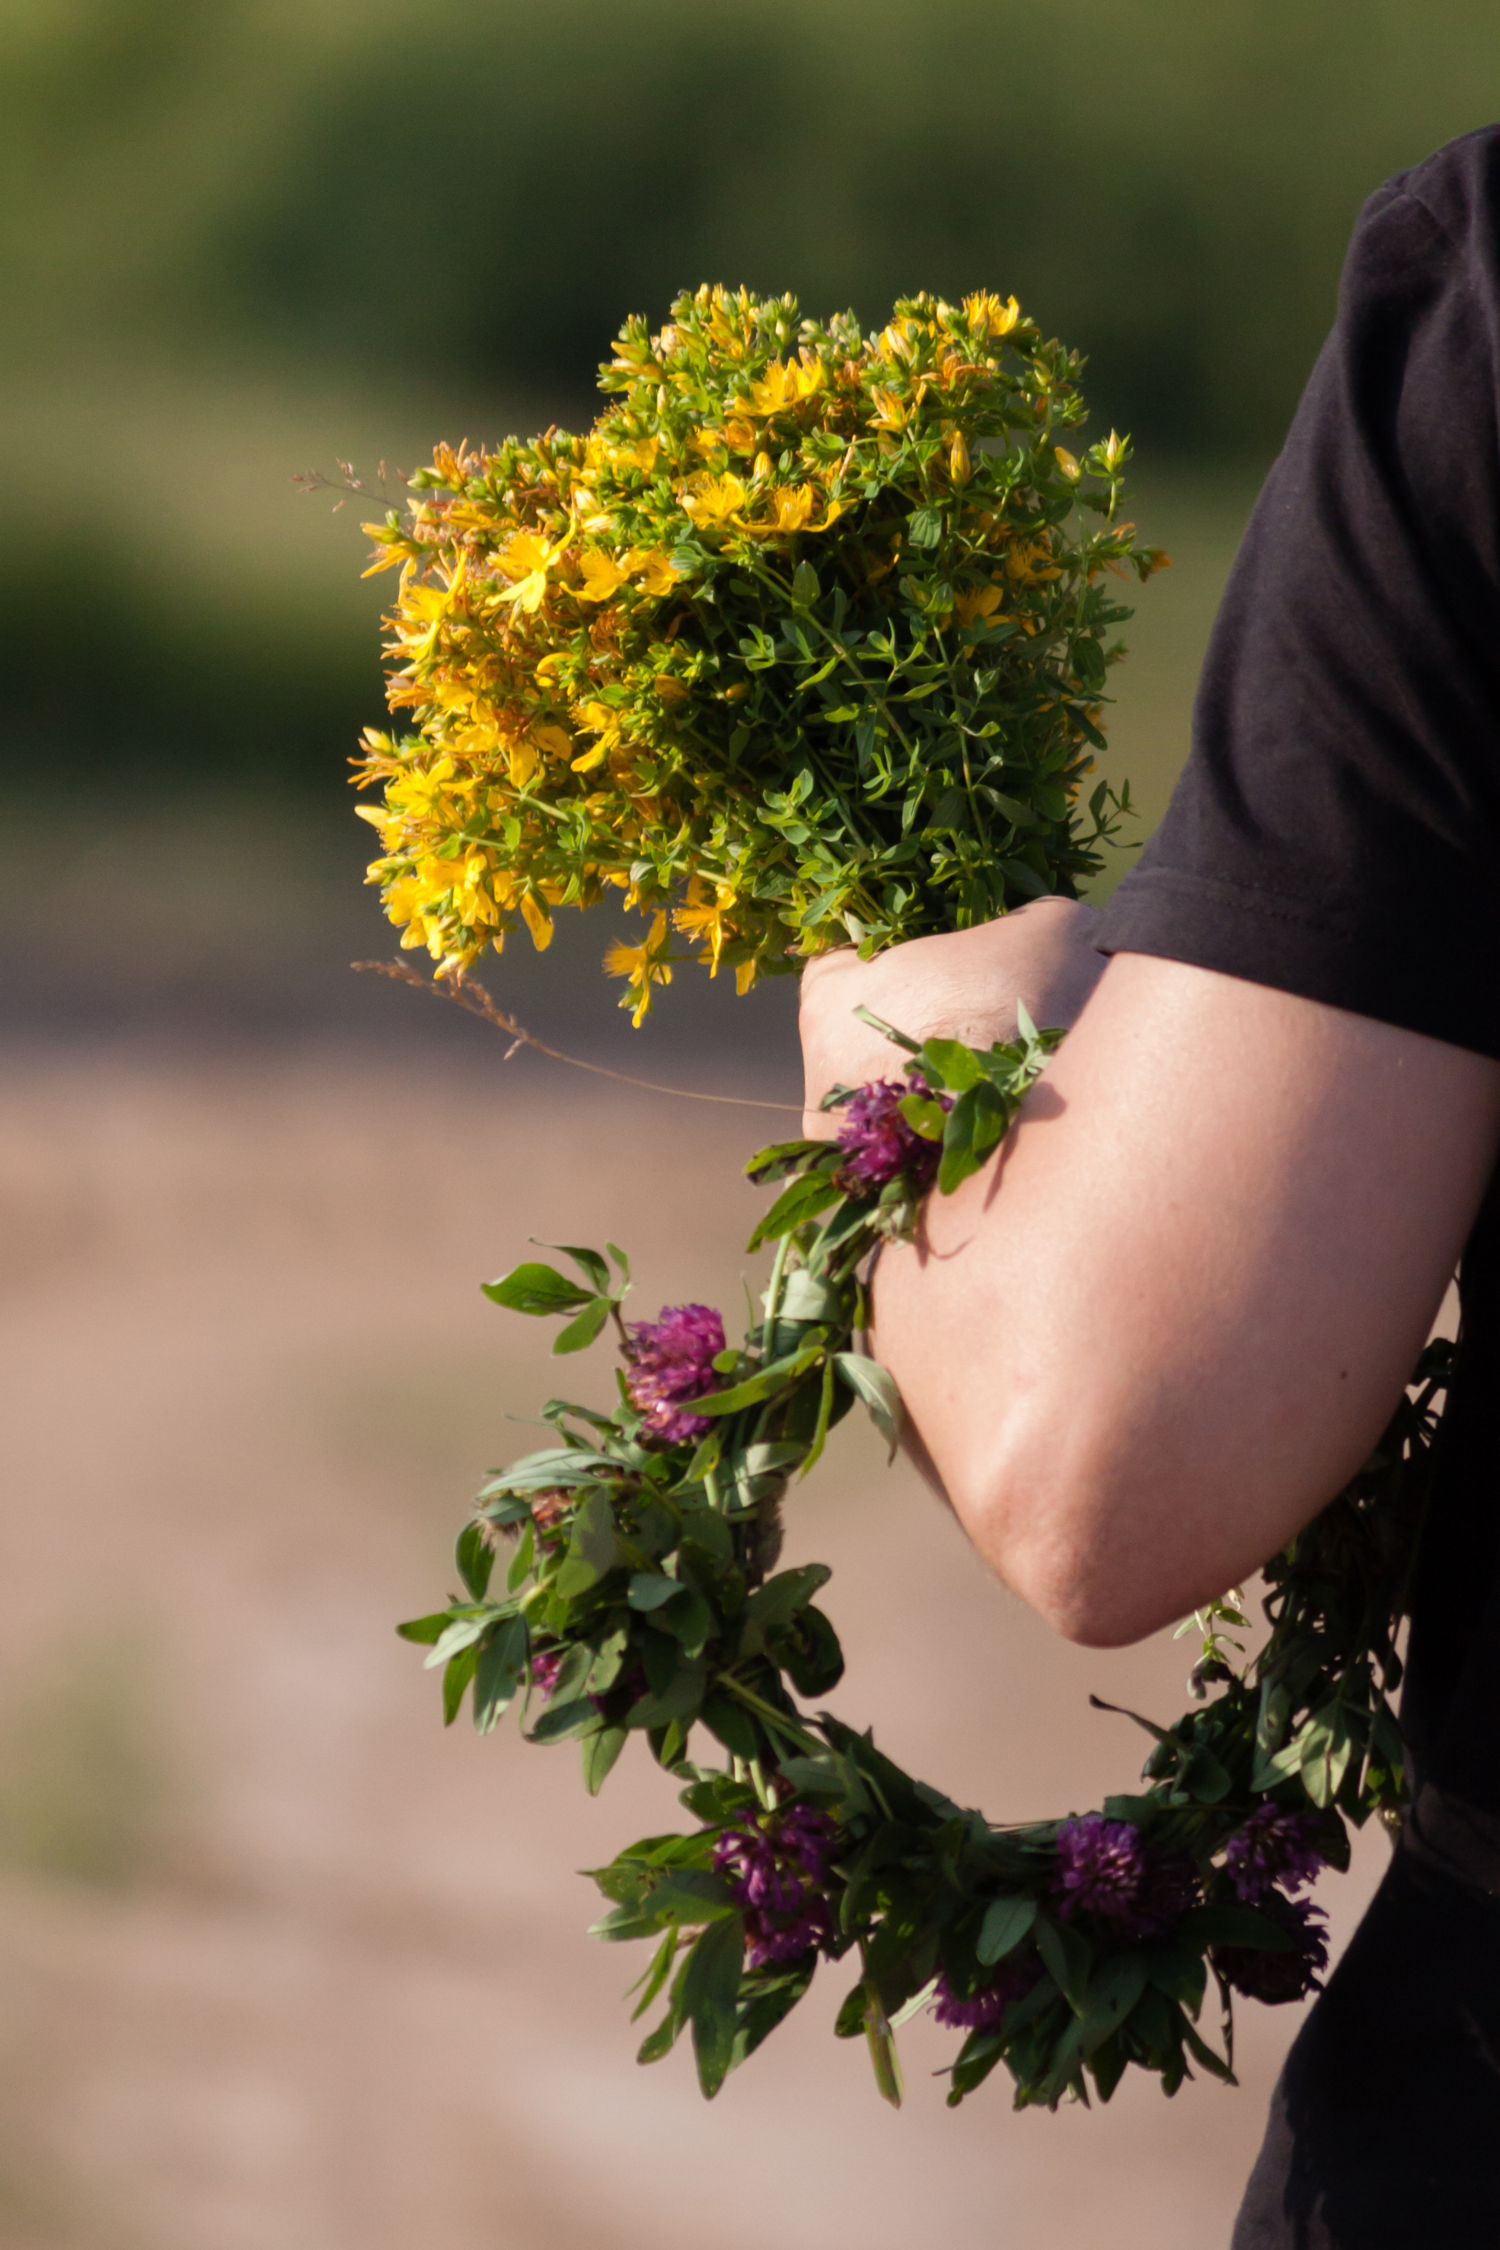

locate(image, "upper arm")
[[872, 949, 1500, 1646]]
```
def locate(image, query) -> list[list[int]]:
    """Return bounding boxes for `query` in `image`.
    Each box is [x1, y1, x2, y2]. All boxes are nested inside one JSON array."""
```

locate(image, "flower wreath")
[[351, 284, 1445, 2111]]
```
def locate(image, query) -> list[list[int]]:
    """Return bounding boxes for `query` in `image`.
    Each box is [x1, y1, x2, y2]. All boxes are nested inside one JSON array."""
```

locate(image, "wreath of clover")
[[354, 286, 1446, 2111]]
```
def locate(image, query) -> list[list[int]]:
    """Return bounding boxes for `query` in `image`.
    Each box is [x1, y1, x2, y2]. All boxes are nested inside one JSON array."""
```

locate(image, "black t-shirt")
[[1096, 127, 1500, 2244]]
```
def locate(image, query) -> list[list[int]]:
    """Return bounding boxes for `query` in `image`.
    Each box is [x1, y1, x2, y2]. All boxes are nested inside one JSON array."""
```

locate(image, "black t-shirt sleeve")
[[1096, 128, 1500, 1059]]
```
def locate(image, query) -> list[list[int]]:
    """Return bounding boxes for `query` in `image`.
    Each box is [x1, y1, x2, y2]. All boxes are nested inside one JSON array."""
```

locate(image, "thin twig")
[[352, 958, 803, 1113]]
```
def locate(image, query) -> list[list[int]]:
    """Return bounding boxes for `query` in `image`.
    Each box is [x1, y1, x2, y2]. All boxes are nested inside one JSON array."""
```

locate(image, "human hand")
[[797, 897, 1107, 1136]]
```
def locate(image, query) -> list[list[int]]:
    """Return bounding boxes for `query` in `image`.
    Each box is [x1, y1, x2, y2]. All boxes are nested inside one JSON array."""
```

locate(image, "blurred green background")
[[4, 0, 1499, 1042]]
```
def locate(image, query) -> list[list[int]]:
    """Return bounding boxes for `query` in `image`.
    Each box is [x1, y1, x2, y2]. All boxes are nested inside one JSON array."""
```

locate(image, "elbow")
[[945, 1408, 1193, 1651], [1011, 1558, 1162, 1651]]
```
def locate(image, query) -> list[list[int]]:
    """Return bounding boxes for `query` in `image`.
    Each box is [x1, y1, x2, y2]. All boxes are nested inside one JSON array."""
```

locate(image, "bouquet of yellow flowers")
[[361, 288, 1441, 2114], [355, 285, 1150, 1017]]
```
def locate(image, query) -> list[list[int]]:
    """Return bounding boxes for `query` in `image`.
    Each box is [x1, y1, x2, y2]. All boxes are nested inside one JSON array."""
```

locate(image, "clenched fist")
[[797, 897, 1108, 1137]]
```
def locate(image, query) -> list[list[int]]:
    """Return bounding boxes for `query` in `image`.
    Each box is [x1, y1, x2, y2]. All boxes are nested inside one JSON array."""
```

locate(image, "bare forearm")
[[867, 954, 1500, 1646]]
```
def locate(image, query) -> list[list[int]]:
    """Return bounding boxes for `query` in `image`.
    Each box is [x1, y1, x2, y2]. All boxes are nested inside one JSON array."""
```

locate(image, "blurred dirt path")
[[0, 1050, 1391, 2250]]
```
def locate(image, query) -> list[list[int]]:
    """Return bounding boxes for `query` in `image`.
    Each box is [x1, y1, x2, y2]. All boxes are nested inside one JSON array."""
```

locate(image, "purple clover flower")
[[713, 1802, 840, 1970], [833, 1075, 951, 1196], [625, 1303, 726, 1447], [1053, 1813, 1146, 1921], [1051, 1813, 1201, 1938], [528, 1648, 563, 1701], [1215, 1893, 1329, 2005], [1224, 1806, 1327, 1902], [932, 1953, 1042, 2035]]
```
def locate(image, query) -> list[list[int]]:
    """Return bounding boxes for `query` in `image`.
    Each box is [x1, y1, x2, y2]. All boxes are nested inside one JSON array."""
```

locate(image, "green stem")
[[718, 1675, 823, 1758], [761, 1229, 794, 1359]]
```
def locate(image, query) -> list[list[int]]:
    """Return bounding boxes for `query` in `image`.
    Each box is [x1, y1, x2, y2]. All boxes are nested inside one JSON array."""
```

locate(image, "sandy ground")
[[0, 1043, 1393, 2250]]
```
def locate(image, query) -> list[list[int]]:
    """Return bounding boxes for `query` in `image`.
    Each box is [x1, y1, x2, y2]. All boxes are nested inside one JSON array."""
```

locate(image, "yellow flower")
[[354, 802, 403, 850], [953, 582, 1005, 627], [491, 528, 568, 613], [765, 484, 815, 533], [743, 355, 824, 416], [603, 911, 673, 1024], [868, 388, 908, 433], [576, 550, 629, 603], [680, 472, 747, 529], [504, 734, 541, 789], [626, 547, 680, 598], [520, 892, 554, 950], [742, 484, 844, 539], [572, 699, 621, 772], [1053, 446, 1081, 481], [722, 418, 757, 454], [948, 430, 972, 486], [604, 435, 659, 474], [963, 292, 1020, 338], [360, 525, 410, 578], [1006, 539, 1063, 585], [673, 879, 737, 970]]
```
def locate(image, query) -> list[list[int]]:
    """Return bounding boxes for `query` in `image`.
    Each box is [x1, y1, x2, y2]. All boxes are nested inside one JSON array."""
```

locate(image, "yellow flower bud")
[[949, 430, 971, 486]]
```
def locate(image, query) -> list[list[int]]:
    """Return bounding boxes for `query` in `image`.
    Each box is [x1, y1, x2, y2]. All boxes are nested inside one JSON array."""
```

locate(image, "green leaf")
[[628, 1572, 682, 1612], [442, 1642, 479, 1726], [998, 857, 1051, 902], [481, 1261, 595, 1317], [700, 1690, 761, 1759], [744, 1138, 827, 1187], [1141, 1940, 1207, 2014], [553, 1295, 612, 1356], [627, 1656, 707, 1730], [1034, 1915, 1094, 2014], [1079, 1954, 1149, 2056], [690, 1342, 826, 1416], [506, 1522, 535, 1592], [395, 1611, 450, 1646], [798, 1354, 838, 1478], [582, 1722, 628, 1796], [529, 1694, 600, 1745], [682, 1914, 746, 2099], [423, 1613, 492, 1668], [915, 1038, 987, 1093], [746, 1171, 844, 1252], [833, 1352, 902, 1454], [861, 1981, 904, 2109], [477, 1448, 610, 1498], [775, 1268, 839, 1324], [790, 560, 821, 608], [472, 1614, 528, 1733], [530, 1239, 613, 1294], [739, 1564, 833, 1656], [455, 1520, 494, 1601], [898, 1092, 950, 1140], [936, 1082, 1010, 1196], [556, 1486, 619, 1598], [629, 1927, 680, 2022], [976, 1894, 1037, 1966]]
